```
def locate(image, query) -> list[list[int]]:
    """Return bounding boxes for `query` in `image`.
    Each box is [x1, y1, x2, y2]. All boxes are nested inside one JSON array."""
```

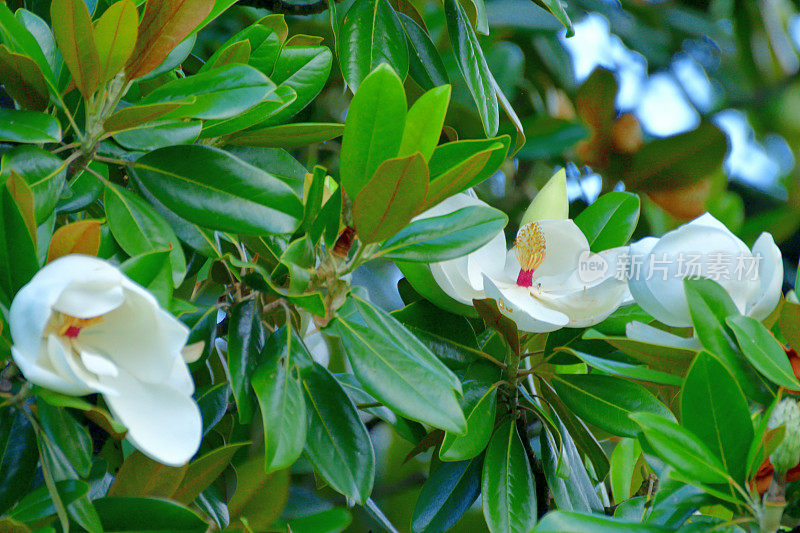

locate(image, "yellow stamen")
[[514, 222, 547, 272], [57, 314, 104, 338]]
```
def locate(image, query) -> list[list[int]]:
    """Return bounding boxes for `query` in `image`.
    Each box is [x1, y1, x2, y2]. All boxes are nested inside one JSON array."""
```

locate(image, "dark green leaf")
[[0, 108, 60, 143], [326, 295, 466, 433], [140, 64, 274, 120], [727, 314, 800, 390], [338, 0, 409, 90], [444, 0, 499, 136], [377, 205, 507, 262], [227, 299, 264, 424], [574, 192, 640, 252], [681, 351, 752, 485], [629, 412, 729, 484], [103, 184, 186, 287], [400, 13, 449, 90], [253, 325, 309, 471], [481, 420, 537, 533], [302, 362, 375, 504], [92, 497, 209, 532], [131, 145, 303, 236], [0, 408, 37, 514], [340, 63, 406, 197], [411, 457, 481, 533], [550, 374, 673, 438]]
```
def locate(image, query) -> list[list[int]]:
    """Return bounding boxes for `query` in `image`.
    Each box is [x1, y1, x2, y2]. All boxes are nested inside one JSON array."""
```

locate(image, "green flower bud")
[[768, 398, 800, 474], [520, 168, 568, 226]]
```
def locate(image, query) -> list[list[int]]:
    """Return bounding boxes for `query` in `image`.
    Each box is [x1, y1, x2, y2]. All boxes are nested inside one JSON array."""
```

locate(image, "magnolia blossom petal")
[[79, 289, 190, 383], [626, 321, 702, 351], [431, 256, 479, 305], [748, 232, 783, 321], [530, 219, 589, 282], [627, 237, 687, 326], [534, 277, 629, 327], [99, 368, 202, 466], [483, 275, 569, 333], [54, 278, 124, 319], [11, 346, 86, 395], [466, 231, 507, 287], [46, 336, 114, 396], [631, 221, 756, 327]]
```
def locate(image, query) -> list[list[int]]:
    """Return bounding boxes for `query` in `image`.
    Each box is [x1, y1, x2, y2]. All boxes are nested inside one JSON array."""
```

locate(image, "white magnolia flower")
[[628, 213, 782, 327], [424, 172, 630, 333], [9, 255, 201, 466]]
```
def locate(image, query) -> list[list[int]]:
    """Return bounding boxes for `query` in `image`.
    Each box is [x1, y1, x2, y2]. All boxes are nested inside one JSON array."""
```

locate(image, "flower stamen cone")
[[56, 314, 104, 339], [514, 222, 546, 287]]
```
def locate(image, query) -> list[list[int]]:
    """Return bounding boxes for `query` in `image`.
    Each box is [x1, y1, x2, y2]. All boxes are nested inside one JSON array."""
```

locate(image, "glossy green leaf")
[[103, 184, 186, 286], [376, 205, 507, 263], [94, 0, 138, 82], [629, 412, 729, 484], [609, 438, 640, 503], [534, 511, 669, 532], [224, 122, 344, 148], [227, 299, 264, 424], [574, 192, 640, 252], [535, 0, 573, 37], [10, 480, 89, 523], [93, 497, 209, 532], [0, 4, 57, 90], [684, 278, 774, 402], [140, 64, 274, 120], [423, 136, 511, 209], [550, 374, 673, 438], [481, 420, 537, 533], [727, 314, 800, 390], [779, 300, 800, 351], [338, 0, 409, 90], [399, 86, 450, 161], [103, 100, 195, 133], [411, 457, 481, 533], [253, 325, 309, 472], [201, 86, 295, 139], [353, 153, 429, 243], [113, 119, 202, 151], [340, 63, 407, 196], [444, 0, 498, 136], [326, 295, 466, 433], [172, 442, 249, 504], [125, 0, 214, 79], [0, 409, 37, 515], [582, 329, 696, 376], [400, 13, 448, 90], [227, 457, 289, 529], [0, 108, 61, 143], [37, 401, 93, 478], [131, 145, 303, 235], [302, 362, 375, 504], [2, 145, 67, 224], [556, 347, 682, 386], [0, 44, 48, 110], [51, 0, 100, 97], [0, 185, 39, 303], [263, 44, 332, 125], [680, 350, 752, 485], [108, 450, 187, 498], [440, 377, 498, 461]]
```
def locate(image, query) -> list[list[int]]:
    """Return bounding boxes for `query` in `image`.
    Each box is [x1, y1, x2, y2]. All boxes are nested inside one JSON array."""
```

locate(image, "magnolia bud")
[[520, 168, 568, 226], [768, 399, 800, 474]]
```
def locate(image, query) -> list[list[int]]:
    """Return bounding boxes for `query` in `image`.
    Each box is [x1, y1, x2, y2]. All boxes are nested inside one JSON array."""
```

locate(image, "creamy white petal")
[[181, 341, 205, 364], [638, 224, 754, 326], [11, 346, 86, 395], [626, 321, 702, 351], [466, 231, 507, 288], [78, 288, 189, 383], [483, 275, 569, 333], [430, 260, 479, 304], [99, 369, 202, 466], [535, 277, 629, 327], [530, 219, 589, 281], [413, 191, 485, 220], [53, 279, 124, 319], [747, 232, 783, 321], [45, 335, 112, 396]]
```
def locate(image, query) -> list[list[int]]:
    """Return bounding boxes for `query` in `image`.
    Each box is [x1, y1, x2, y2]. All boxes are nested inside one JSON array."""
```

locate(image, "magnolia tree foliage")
[[1, 0, 800, 532]]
